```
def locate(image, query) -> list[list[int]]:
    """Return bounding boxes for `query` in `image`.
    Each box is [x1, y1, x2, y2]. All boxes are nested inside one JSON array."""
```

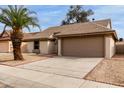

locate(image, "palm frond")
[[0, 25, 7, 37], [0, 5, 41, 32]]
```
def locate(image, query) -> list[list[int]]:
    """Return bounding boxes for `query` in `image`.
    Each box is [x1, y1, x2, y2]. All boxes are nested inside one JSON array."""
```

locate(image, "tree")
[[119, 38, 123, 41], [61, 5, 94, 25], [0, 5, 40, 60]]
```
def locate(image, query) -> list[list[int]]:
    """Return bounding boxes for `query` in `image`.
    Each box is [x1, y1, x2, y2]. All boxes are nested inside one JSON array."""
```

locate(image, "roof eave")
[[55, 30, 118, 41], [23, 38, 55, 42]]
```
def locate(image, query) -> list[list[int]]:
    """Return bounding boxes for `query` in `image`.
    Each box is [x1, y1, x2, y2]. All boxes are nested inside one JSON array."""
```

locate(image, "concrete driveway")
[[18, 57, 103, 79], [0, 56, 120, 88]]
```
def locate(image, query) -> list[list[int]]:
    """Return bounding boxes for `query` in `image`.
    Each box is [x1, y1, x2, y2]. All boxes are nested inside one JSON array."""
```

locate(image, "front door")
[[33, 40, 40, 54]]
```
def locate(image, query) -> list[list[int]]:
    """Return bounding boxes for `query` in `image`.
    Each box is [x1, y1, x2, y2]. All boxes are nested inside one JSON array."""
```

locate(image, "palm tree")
[[0, 5, 40, 60]]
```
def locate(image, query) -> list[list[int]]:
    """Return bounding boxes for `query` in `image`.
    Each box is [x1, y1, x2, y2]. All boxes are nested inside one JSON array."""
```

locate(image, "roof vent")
[[92, 18, 95, 21]]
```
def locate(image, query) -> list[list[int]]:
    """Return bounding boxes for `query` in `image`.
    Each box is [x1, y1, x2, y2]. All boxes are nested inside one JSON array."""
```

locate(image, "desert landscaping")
[[85, 55, 124, 87], [0, 53, 53, 67]]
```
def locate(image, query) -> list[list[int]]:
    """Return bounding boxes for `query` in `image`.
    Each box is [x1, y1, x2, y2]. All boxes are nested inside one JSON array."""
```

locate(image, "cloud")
[[33, 6, 68, 29], [41, 10, 62, 16], [37, 10, 63, 24]]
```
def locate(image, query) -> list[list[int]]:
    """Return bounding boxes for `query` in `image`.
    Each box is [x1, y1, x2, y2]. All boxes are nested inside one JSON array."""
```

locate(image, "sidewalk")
[[0, 65, 120, 88]]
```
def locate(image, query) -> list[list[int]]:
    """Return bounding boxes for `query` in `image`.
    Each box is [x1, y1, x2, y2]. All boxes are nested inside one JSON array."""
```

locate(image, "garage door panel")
[[0, 41, 9, 52], [62, 36, 104, 57]]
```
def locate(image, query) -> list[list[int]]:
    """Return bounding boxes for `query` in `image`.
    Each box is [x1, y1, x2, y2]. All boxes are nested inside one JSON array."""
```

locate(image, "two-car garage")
[[61, 36, 104, 57], [54, 19, 117, 59]]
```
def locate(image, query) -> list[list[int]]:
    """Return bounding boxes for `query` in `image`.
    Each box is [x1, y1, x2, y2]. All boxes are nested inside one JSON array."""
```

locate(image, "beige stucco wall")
[[58, 39, 61, 56], [105, 35, 115, 59], [21, 42, 28, 53], [107, 22, 111, 29], [39, 41, 48, 54], [40, 40, 55, 54], [9, 41, 28, 53], [0, 41, 9, 52], [26, 41, 34, 53], [9, 41, 12, 52], [15, 40, 55, 54], [110, 36, 116, 56], [0, 40, 56, 54], [47, 40, 56, 54]]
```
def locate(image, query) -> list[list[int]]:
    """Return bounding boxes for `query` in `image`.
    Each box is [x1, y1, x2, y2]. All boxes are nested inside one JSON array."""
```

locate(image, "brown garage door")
[[0, 41, 9, 53], [62, 36, 104, 57]]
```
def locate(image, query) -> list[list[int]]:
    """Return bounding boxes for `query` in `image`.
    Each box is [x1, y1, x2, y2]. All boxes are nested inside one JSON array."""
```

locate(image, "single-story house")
[[0, 31, 57, 54], [0, 19, 118, 59]]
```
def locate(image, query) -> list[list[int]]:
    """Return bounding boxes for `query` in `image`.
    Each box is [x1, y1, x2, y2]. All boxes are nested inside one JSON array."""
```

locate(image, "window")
[[34, 40, 39, 49]]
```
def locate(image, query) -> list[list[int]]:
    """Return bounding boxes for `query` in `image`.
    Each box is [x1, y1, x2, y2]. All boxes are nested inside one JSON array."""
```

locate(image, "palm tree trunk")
[[12, 40, 24, 60], [11, 30, 24, 60]]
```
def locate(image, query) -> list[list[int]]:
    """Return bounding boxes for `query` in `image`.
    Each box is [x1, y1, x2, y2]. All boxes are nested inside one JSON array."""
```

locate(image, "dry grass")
[[0, 53, 54, 67], [84, 54, 124, 87]]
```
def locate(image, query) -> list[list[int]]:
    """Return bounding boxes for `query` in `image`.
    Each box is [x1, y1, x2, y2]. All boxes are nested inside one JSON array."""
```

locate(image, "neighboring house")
[[0, 19, 118, 59]]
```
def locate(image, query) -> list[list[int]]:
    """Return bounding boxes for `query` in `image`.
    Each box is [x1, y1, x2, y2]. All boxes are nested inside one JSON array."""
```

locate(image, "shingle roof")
[[0, 19, 117, 41], [44, 19, 112, 36]]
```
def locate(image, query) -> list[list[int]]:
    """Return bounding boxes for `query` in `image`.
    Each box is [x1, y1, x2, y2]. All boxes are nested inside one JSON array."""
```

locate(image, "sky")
[[0, 5, 124, 38]]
